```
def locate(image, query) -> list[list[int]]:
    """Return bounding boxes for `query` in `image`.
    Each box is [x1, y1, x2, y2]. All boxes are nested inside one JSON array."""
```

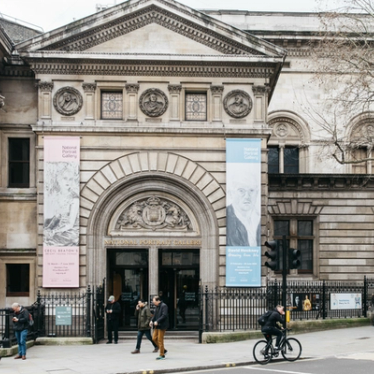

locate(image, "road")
[[178, 355, 374, 374]]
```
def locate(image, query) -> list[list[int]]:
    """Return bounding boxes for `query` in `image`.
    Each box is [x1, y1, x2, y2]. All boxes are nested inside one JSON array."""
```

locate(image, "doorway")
[[159, 249, 200, 330], [107, 249, 148, 330]]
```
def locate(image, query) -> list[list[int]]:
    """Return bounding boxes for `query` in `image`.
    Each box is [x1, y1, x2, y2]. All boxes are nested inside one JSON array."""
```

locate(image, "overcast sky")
[[0, 0, 340, 32]]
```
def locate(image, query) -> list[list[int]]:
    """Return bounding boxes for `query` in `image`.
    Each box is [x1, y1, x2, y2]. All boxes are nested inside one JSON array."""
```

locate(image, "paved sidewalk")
[[1, 326, 374, 374]]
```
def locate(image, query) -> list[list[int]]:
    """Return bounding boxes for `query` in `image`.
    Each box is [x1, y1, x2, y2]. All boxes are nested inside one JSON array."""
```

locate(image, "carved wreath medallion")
[[53, 87, 83, 116], [115, 196, 192, 232], [223, 90, 252, 119], [139, 88, 168, 117]]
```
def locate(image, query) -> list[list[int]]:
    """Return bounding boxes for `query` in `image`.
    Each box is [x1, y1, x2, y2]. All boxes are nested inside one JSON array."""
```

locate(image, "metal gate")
[[92, 279, 105, 343]]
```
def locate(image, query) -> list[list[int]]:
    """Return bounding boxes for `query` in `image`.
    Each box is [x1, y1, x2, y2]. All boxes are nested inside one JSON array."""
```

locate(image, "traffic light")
[[290, 248, 301, 269], [264, 240, 279, 271]]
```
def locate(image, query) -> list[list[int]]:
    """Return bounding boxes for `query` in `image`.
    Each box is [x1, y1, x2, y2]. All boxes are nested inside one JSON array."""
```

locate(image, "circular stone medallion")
[[139, 88, 168, 117], [223, 89, 253, 119], [53, 87, 83, 116]]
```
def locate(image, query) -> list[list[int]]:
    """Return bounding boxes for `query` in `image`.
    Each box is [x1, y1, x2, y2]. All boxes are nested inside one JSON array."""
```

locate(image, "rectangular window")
[[268, 146, 299, 174], [6, 264, 30, 296], [268, 147, 280, 173], [351, 148, 367, 174], [185, 93, 207, 121], [8, 138, 30, 188], [274, 218, 314, 274], [101, 91, 123, 119], [284, 147, 299, 173]]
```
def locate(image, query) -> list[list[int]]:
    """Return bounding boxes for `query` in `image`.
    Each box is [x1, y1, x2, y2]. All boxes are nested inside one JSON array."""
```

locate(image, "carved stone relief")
[[53, 87, 83, 116], [223, 90, 252, 118], [115, 196, 192, 232], [139, 88, 168, 117]]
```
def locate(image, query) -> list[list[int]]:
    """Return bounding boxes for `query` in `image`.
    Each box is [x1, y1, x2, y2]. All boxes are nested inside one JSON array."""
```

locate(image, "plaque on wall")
[[53, 87, 83, 116], [223, 90, 252, 119], [139, 88, 168, 117]]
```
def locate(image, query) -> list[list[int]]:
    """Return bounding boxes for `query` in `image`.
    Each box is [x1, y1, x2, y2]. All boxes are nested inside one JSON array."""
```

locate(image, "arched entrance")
[[85, 170, 220, 330]]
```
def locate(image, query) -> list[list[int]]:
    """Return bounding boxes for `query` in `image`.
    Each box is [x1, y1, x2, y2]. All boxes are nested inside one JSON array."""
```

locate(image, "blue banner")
[[226, 139, 261, 287]]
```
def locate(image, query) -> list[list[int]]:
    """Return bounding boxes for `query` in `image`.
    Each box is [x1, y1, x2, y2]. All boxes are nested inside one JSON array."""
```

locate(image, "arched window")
[[268, 112, 310, 174], [347, 113, 374, 174]]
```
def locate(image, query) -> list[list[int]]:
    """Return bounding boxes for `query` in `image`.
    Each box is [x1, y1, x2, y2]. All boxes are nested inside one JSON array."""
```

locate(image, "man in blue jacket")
[[150, 296, 169, 360]]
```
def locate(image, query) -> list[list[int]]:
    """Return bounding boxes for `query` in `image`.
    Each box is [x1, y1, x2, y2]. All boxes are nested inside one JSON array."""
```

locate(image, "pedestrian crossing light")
[[290, 248, 301, 269], [264, 240, 279, 271]]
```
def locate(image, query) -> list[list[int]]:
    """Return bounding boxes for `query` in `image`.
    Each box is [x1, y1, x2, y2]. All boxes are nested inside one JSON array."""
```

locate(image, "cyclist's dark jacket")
[[262, 309, 283, 330]]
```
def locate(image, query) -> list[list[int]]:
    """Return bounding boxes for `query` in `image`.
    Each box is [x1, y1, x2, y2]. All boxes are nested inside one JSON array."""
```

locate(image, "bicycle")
[[253, 328, 302, 365]]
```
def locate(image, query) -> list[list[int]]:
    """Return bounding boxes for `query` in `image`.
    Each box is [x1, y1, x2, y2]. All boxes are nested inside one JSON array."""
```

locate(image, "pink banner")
[[43, 137, 80, 288]]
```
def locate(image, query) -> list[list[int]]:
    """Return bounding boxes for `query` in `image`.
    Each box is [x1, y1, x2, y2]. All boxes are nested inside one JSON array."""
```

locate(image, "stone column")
[[279, 144, 285, 173], [168, 84, 182, 121], [210, 85, 224, 122], [82, 83, 97, 121], [37, 81, 54, 123], [125, 84, 139, 121], [252, 85, 270, 123], [149, 245, 159, 300]]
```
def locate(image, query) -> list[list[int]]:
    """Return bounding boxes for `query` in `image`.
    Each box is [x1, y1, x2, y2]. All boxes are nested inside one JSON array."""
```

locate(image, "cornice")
[[39, 5, 264, 56], [27, 60, 274, 78], [269, 174, 374, 191]]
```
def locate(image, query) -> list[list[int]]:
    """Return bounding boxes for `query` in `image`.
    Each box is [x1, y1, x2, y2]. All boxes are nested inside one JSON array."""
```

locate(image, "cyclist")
[[261, 305, 285, 351]]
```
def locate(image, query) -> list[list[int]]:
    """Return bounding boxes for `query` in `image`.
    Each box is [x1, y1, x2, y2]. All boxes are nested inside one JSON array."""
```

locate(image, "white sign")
[[330, 293, 362, 310]]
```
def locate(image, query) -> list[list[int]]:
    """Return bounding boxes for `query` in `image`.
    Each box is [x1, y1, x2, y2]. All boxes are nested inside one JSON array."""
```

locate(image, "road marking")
[[245, 367, 313, 374]]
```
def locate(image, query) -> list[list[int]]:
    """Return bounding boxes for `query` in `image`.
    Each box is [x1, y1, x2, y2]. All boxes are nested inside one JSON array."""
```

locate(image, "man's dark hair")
[[153, 296, 161, 302], [138, 298, 145, 303]]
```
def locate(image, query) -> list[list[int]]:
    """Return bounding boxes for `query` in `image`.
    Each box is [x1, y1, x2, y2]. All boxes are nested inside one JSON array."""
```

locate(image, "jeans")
[[136, 329, 157, 350], [15, 329, 28, 356], [152, 329, 166, 356]]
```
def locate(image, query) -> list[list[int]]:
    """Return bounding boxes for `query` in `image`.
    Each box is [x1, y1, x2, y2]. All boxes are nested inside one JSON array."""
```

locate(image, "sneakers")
[[106, 341, 112, 344], [131, 349, 140, 354], [164, 349, 168, 355], [156, 355, 166, 360], [152, 348, 159, 353]]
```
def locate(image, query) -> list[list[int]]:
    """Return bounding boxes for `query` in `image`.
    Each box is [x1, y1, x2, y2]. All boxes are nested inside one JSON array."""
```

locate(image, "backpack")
[[258, 310, 272, 326], [28, 313, 34, 327]]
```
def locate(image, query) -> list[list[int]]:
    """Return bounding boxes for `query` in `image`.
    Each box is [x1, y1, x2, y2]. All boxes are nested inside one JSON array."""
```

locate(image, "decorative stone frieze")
[[53, 87, 83, 116], [223, 89, 252, 119], [139, 88, 168, 117], [114, 196, 193, 232], [30, 61, 274, 79]]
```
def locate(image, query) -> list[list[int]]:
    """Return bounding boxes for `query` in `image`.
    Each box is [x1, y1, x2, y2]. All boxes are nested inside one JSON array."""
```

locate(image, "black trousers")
[[262, 326, 282, 347], [107, 319, 119, 343]]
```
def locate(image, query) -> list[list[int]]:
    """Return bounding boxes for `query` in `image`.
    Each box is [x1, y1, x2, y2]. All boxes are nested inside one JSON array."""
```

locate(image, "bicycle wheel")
[[281, 337, 302, 361], [253, 340, 272, 365]]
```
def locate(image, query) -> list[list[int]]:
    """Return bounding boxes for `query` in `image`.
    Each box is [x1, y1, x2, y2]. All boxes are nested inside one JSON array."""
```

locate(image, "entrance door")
[[159, 249, 200, 330], [107, 249, 148, 330]]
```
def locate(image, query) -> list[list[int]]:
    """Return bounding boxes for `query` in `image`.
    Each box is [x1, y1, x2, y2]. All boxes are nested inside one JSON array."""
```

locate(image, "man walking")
[[131, 299, 158, 354], [105, 295, 121, 344], [12, 303, 30, 360], [150, 295, 169, 360]]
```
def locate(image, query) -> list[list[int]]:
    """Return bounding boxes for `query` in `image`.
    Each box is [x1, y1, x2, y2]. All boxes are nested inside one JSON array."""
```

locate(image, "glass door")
[[159, 249, 199, 330], [107, 249, 148, 330]]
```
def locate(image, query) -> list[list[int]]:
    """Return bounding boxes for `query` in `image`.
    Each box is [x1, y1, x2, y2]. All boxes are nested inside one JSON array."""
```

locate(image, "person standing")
[[11, 303, 30, 360], [150, 296, 169, 360], [105, 295, 121, 344], [131, 299, 158, 354]]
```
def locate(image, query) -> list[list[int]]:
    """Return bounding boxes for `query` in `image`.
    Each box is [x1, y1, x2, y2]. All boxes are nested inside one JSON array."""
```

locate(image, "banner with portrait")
[[226, 139, 261, 287], [43, 137, 80, 287]]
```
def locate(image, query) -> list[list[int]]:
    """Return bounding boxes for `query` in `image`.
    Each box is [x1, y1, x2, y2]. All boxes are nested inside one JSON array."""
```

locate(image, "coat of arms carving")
[[115, 196, 192, 231]]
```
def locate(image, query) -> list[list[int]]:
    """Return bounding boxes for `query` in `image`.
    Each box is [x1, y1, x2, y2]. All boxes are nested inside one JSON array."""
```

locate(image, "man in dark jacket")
[[105, 295, 121, 344], [150, 296, 169, 360], [131, 299, 158, 354], [12, 303, 30, 360], [261, 305, 285, 350]]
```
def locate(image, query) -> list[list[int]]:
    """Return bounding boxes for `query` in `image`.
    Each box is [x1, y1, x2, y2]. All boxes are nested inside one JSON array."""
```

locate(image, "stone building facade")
[[0, 0, 373, 329]]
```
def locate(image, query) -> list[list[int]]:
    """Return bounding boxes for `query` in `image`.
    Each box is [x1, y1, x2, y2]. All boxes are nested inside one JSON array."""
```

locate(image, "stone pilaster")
[[252, 85, 270, 123], [82, 83, 97, 120], [37, 81, 54, 121], [125, 84, 139, 121], [168, 84, 182, 121], [210, 85, 224, 122]]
